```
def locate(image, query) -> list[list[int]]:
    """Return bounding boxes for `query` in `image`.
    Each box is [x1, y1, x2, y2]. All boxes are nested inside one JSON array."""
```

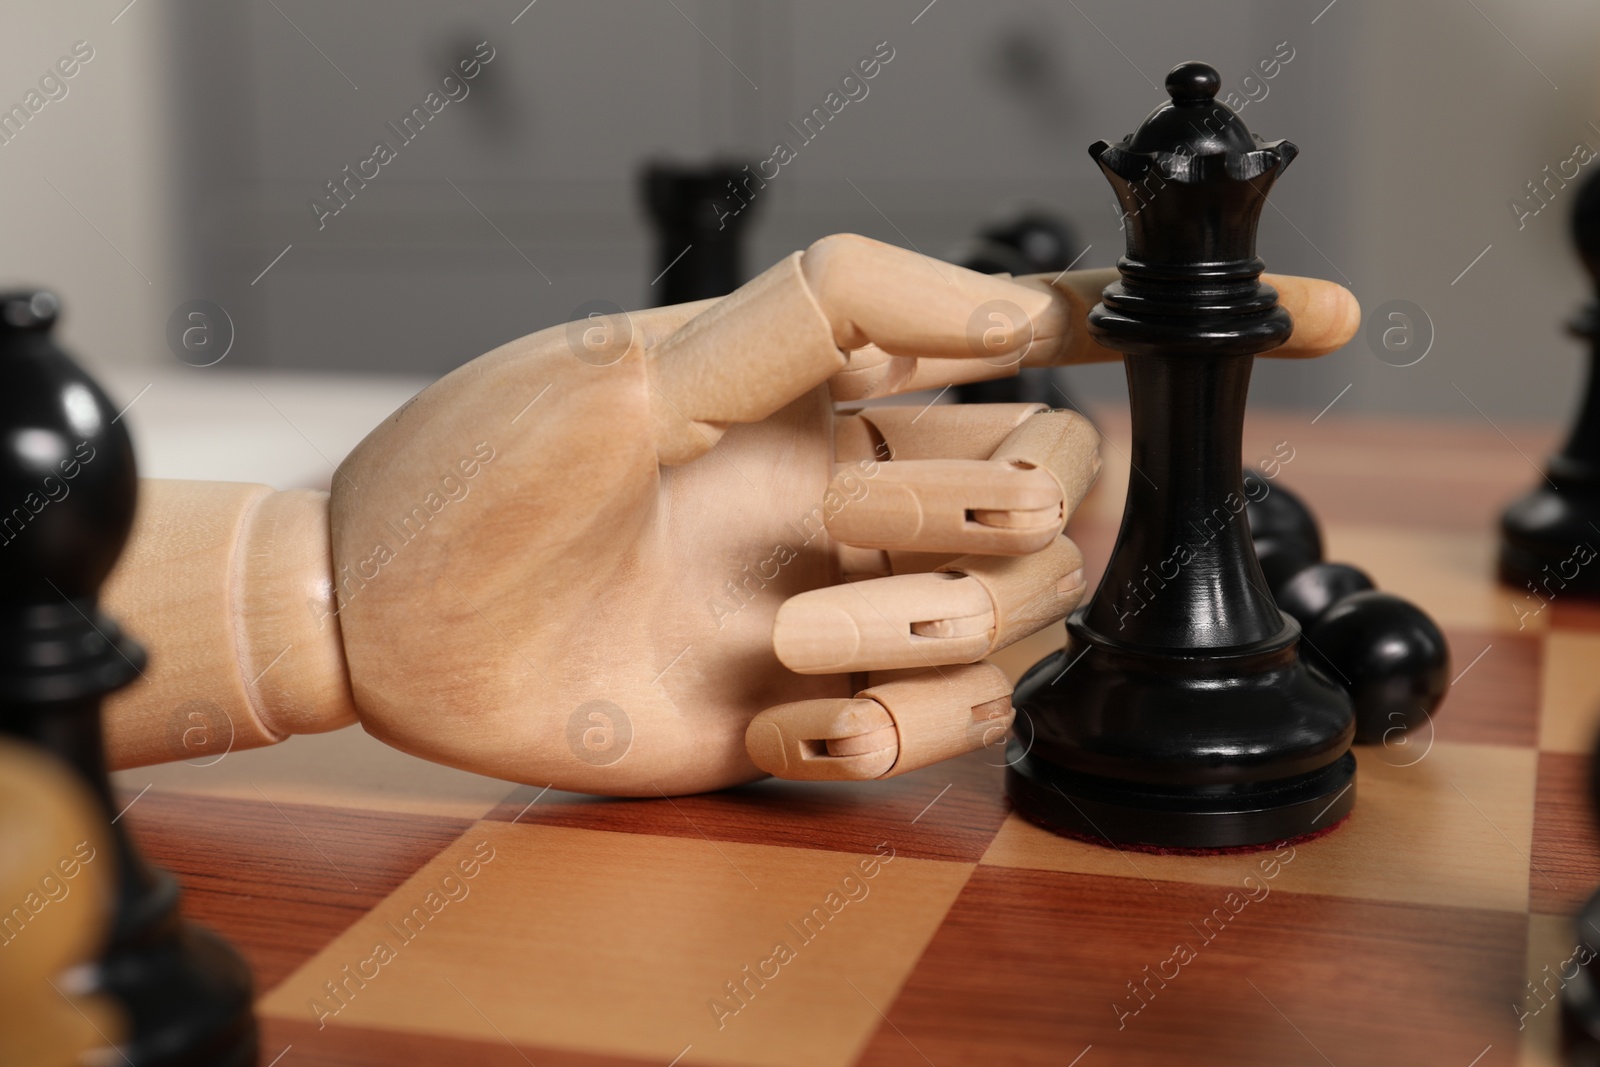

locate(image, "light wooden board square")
[[1325, 524, 1542, 634], [981, 743, 1537, 913], [1539, 631, 1600, 754], [260, 821, 973, 1067]]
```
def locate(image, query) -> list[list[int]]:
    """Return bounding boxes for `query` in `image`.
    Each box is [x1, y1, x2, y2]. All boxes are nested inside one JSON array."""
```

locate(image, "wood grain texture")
[[485, 748, 1011, 864], [102, 481, 357, 770], [1539, 631, 1600, 753], [259, 1019, 661, 1067], [855, 865, 1523, 1067], [92, 369, 1600, 1066], [120, 790, 472, 991], [1431, 627, 1540, 748], [1530, 752, 1600, 916], [258, 821, 973, 1067], [983, 743, 1538, 913]]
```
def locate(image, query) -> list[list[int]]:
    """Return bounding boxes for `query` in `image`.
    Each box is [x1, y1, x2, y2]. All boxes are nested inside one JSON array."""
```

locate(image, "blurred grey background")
[[3, 0, 1599, 424]]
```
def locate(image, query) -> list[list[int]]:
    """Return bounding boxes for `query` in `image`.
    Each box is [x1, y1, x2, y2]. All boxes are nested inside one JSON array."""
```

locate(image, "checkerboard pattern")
[[113, 414, 1599, 1066]]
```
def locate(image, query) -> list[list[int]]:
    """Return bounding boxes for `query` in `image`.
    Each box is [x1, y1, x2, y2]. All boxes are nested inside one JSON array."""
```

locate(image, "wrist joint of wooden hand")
[[101, 482, 358, 768]]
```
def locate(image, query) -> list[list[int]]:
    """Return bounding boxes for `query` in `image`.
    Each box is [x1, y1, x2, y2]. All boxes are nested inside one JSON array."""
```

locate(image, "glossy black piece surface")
[[1244, 480, 1449, 744], [1564, 887, 1600, 1061], [1246, 477, 1324, 589], [642, 161, 758, 305], [1562, 729, 1600, 1057], [1501, 167, 1600, 596], [1007, 62, 1356, 849], [952, 208, 1081, 279], [1274, 562, 1374, 630], [1300, 591, 1449, 745], [0, 292, 258, 1066]]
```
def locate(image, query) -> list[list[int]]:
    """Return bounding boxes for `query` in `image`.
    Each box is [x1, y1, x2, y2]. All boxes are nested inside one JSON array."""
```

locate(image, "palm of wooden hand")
[[327, 236, 1358, 796]]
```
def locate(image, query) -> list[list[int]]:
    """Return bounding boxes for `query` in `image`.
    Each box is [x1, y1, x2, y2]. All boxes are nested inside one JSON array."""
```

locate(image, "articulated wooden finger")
[[825, 459, 1064, 556], [1257, 273, 1362, 358], [834, 547, 964, 581], [828, 348, 1028, 402], [988, 409, 1102, 520], [744, 698, 898, 781], [861, 663, 1013, 778], [886, 550, 959, 575], [828, 345, 901, 402], [833, 403, 1043, 462], [744, 663, 1012, 781], [837, 544, 893, 580], [821, 268, 1358, 404], [803, 234, 1055, 357], [773, 572, 995, 674], [1012, 268, 1118, 367], [827, 409, 1103, 556], [776, 536, 1084, 673], [647, 234, 1058, 464], [829, 349, 1039, 406], [937, 536, 1086, 653], [1014, 268, 1359, 367], [647, 252, 843, 465]]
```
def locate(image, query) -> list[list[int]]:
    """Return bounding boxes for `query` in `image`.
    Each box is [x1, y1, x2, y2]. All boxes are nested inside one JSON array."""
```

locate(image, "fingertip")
[[773, 596, 864, 674], [1300, 280, 1361, 357], [1269, 274, 1362, 359], [744, 720, 789, 777], [1331, 284, 1361, 352]]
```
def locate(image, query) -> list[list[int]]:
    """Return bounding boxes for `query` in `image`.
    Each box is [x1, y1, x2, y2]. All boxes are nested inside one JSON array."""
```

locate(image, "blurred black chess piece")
[[0, 291, 258, 1065], [950, 209, 1083, 406], [642, 160, 761, 305], [1006, 61, 1356, 850], [1561, 730, 1600, 1062], [1501, 168, 1600, 597], [1244, 475, 1450, 745]]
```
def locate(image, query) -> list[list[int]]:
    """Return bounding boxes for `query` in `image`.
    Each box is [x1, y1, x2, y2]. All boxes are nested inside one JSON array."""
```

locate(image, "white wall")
[[0, 1, 178, 387]]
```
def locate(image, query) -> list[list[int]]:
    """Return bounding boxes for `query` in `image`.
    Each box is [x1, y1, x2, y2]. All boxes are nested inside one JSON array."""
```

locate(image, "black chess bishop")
[[0, 291, 258, 1065]]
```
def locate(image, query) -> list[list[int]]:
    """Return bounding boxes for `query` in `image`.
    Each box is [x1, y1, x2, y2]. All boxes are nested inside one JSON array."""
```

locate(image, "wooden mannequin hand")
[[326, 235, 1355, 794], [101, 235, 1358, 796]]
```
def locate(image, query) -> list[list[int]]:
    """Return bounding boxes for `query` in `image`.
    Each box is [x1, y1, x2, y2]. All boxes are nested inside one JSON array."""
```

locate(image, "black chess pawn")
[[1501, 167, 1600, 597], [1244, 475, 1323, 589], [641, 160, 761, 305], [1274, 561, 1373, 624], [1006, 62, 1357, 850], [951, 208, 1084, 406], [1244, 480, 1451, 744], [1298, 591, 1449, 744], [948, 208, 1081, 279], [0, 291, 257, 1065]]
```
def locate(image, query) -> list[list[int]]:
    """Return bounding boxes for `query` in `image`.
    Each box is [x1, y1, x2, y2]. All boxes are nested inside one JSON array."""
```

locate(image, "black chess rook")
[[642, 160, 760, 306], [1501, 167, 1600, 598]]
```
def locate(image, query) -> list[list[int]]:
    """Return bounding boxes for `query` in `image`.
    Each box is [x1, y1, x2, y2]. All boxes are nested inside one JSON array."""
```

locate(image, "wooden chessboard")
[[112, 407, 1598, 1067]]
